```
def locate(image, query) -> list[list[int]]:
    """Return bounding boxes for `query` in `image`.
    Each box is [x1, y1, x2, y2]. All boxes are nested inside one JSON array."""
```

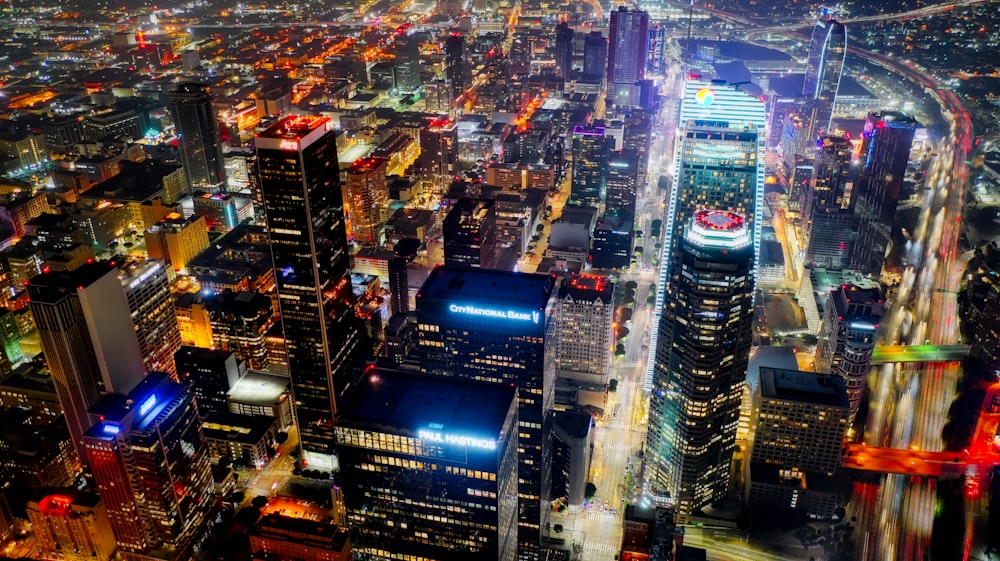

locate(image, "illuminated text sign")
[[279, 139, 299, 151], [449, 304, 540, 324], [418, 429, 497, 450], [138, 395, 157, 416]]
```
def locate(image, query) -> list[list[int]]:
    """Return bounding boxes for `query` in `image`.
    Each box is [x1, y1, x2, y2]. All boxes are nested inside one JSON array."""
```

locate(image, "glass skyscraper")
[[607, 6, 650, 106], [646, 210, 755, 521], [255, 116, 360, 469], [167, 83, 227, 193], [416, 266, 556, 560], [570, 124, 609, 210], [803, 18, 847, 134], [852, 111, 916, 277], [646, 80, 766, 389]]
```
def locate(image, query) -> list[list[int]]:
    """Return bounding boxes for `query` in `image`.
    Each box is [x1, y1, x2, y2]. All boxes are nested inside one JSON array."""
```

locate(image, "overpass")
[[841, 443, 968, 477], [870, 344, 970, 364]]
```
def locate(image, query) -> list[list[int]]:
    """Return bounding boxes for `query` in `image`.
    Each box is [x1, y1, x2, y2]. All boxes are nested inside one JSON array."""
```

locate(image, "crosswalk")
[[599, 441, 633, 452], [617, 360, 641, 369], [585, 511, 623, 525], [582, 542, 620, 555]]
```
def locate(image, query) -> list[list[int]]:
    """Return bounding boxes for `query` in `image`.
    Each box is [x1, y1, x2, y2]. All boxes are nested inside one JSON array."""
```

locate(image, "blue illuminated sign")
[[138, 395, 157, 416], [418, 429, 497, 450], [449, 303, 540, 324], [103, 424, 120, 435]]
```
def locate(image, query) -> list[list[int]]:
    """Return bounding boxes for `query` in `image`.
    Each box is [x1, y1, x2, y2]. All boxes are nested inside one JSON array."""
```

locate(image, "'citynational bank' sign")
[[449, 303, 540, 324]]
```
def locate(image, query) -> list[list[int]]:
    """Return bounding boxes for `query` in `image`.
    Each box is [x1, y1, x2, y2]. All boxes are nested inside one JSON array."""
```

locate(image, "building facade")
[[647, 211, 755, 520], [83, 372, 214, 559], [815, 284, 884, 421], [334, 369, 518, 561], [256, 116, 361, 469], [167, 83, 227, 193], [416, 266, 556, 559], [443, 197, 498, 270]]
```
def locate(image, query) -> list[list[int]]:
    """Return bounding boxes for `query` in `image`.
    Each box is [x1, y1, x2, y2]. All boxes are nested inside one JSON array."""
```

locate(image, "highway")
[[870, 344, 970, 364], [848, 43, 975, 561], [689, 3, 980, 560]]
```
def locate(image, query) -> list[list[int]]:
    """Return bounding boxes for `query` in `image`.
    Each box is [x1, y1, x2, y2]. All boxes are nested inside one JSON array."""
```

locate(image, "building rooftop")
[[758, 367, 849, 408], [32, 488, 102, 512], [251, 514, 349, 551], [337, 368, 516, 442], [227, 370, 290, 405], [258, 115, 332, 140], [87, 372, 184, 437], [202, 411, 277, 445], [558, 274, 613, 304], [417, 265, 555, 311], [348, 156, 388, 174], [25, 261, 117, 305]]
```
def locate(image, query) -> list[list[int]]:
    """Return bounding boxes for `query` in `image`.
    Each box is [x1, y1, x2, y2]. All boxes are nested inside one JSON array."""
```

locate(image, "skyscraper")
[[334, 369, 519, 561], [394, 34, 422, 91], [582, 32, 607, 81], [815, 284, 884, 421], [27, 262, 146, 463], [443, 197, 497, 270], [553, 274, 614, 410], [623, 109, 653, 193], [84, 372, 214, 558], [255, 116, 360, 469], [607, 6, 650, 106], [445, 33, 468, 100], [605, 150, 640, 218], [120, 259, 181, 378], [746, 368, 849, 516], [804, 136, 858, 269], [388, 257, 410, 317], [416, 266, 556, 559], [555, 22, 574, 80], [852, 111, 916, 277], [647, 210, 754, 520], [27, 489, 118, 561], [345, 156, 389, 247], [570, 124, 609, 209], [167, 83, 227, 193], [646, 80, 766, 388], [803, 18, 847, 134]]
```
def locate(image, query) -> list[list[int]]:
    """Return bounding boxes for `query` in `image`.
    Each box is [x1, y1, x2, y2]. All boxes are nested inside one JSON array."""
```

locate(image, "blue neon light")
[[103, 424, 120, 435], [138, 395, 157, 416], [449, 303, 540, 324]]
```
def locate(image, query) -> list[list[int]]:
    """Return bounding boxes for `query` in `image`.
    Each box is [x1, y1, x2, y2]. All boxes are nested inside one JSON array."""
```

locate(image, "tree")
[[536, 223, 545, 233], [554, 524, 564, 534], [251, 496, 269, 509], [609, 379, 619, 392], [585, 482, 597, 499], [625, 280, 638, 291], [615, 344, 626, 357], [275, 432, 289, 445]]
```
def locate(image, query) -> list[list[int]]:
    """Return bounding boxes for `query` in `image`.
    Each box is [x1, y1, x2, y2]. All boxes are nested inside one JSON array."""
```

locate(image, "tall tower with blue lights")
[[646, 210, 755, 521]]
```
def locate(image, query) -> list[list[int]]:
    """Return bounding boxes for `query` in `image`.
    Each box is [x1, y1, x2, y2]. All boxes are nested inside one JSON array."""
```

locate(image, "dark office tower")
[[851, 111, 916, 277], [623, 109, 652, 192], [555, 23, 574, 80], [255, 116, 361, 470], [388, 257, 410, 317], [174, 346, 245, 415], [815, 284, 883, 421], [582, 32, 607, 81], [335, 369, 519, 561], [444, 197, 498, 270], [394, 34, 422, 91], [120, 259, 181, 378], [803, 19, 846, 134], [571, 124, 609, 209], [27, 262, 146, 464], [804, 136, 858, 269], [647, 210, 754, 521], [607, 6, 650, 106], [416, 266, 556, 559], [167, 83, 227, 193], [445, 33, 468, 100], [605, 150, 640, 218], [84, 372, 214, 558]]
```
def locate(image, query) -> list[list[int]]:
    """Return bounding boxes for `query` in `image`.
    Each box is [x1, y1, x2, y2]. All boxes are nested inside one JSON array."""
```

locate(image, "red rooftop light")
[[694, 210, 744, 231]]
